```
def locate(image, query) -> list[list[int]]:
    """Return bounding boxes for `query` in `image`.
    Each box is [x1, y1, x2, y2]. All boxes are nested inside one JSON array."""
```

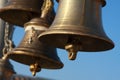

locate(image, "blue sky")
[[11, 0, 120, 80]]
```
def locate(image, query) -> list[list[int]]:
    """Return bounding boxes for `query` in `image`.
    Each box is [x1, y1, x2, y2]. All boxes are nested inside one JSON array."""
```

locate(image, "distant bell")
[[0, 59, 15, 73], [7, 18, 63, 76], [0, 0, 43, 26], [38, 0, 114, 60], [0, 59, 15, 80]]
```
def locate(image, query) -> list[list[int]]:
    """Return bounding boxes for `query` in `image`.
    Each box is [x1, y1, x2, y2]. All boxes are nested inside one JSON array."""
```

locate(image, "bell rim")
[[38, 29, 114, 52], [0, 7, 40, 26], [7, 48, 64, 69], [0, 4, 41, 13]]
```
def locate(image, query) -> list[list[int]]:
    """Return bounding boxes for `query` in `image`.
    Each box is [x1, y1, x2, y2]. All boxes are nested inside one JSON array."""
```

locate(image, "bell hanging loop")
[[38, 0, 114, 60], [65, 43, 80, 60]]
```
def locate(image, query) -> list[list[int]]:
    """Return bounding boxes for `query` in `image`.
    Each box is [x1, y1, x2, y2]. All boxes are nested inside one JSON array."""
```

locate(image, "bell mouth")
[[7, 48, 64, 69], [38, 29, 114, 52]]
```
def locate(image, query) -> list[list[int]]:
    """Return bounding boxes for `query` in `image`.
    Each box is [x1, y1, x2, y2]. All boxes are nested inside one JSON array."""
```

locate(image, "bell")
[[7, 18, 63, 76], [0, 0, 43, 26], [6, 0, 62, 76], [0, 59, 15, 73], [0, 59, 15, 80], [38, 0, 114, 60]]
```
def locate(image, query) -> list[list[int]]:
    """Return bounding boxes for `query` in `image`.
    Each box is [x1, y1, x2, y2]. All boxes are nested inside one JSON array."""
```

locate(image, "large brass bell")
[[38, 0, 114, 60], [0, 0, 43, 26], [7, 18, 63, 76]]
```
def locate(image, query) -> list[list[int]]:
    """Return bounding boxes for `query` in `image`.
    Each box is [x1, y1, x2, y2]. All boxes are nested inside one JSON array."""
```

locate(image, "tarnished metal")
[[0, 0, 44, 26], [7, 18, 63, 76], [0, 59, 15, 73], [0, 59, 15, 80], [38, 0, 114, 60], [0, 0, 15, 80], [7, 0, 62, 76]]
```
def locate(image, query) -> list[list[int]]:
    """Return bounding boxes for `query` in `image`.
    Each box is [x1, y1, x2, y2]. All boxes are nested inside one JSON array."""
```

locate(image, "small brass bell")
[[38, 0, 114, 60], [7, 18, 63, 76], [7, 0, 63, 76], [0, 0, 44, 26]]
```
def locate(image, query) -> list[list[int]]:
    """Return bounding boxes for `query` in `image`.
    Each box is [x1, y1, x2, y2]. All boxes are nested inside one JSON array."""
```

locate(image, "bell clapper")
[[65, 44, 79, 60], [30, 62, 41, 76]]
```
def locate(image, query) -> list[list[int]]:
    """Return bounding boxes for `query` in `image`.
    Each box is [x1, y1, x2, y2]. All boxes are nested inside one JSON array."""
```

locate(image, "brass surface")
[[38, 0, 114, 60], [30, 62, 41, 76], [0, 59, 15, 73], [8, 18, 63, 69], [0, 0, 43, 26], [7, 18, 63, 75]]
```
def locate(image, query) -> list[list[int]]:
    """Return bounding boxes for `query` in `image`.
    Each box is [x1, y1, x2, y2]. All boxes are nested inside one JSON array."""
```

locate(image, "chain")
[[41, 0, 54, 19], [2, 22, 14, 56]]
